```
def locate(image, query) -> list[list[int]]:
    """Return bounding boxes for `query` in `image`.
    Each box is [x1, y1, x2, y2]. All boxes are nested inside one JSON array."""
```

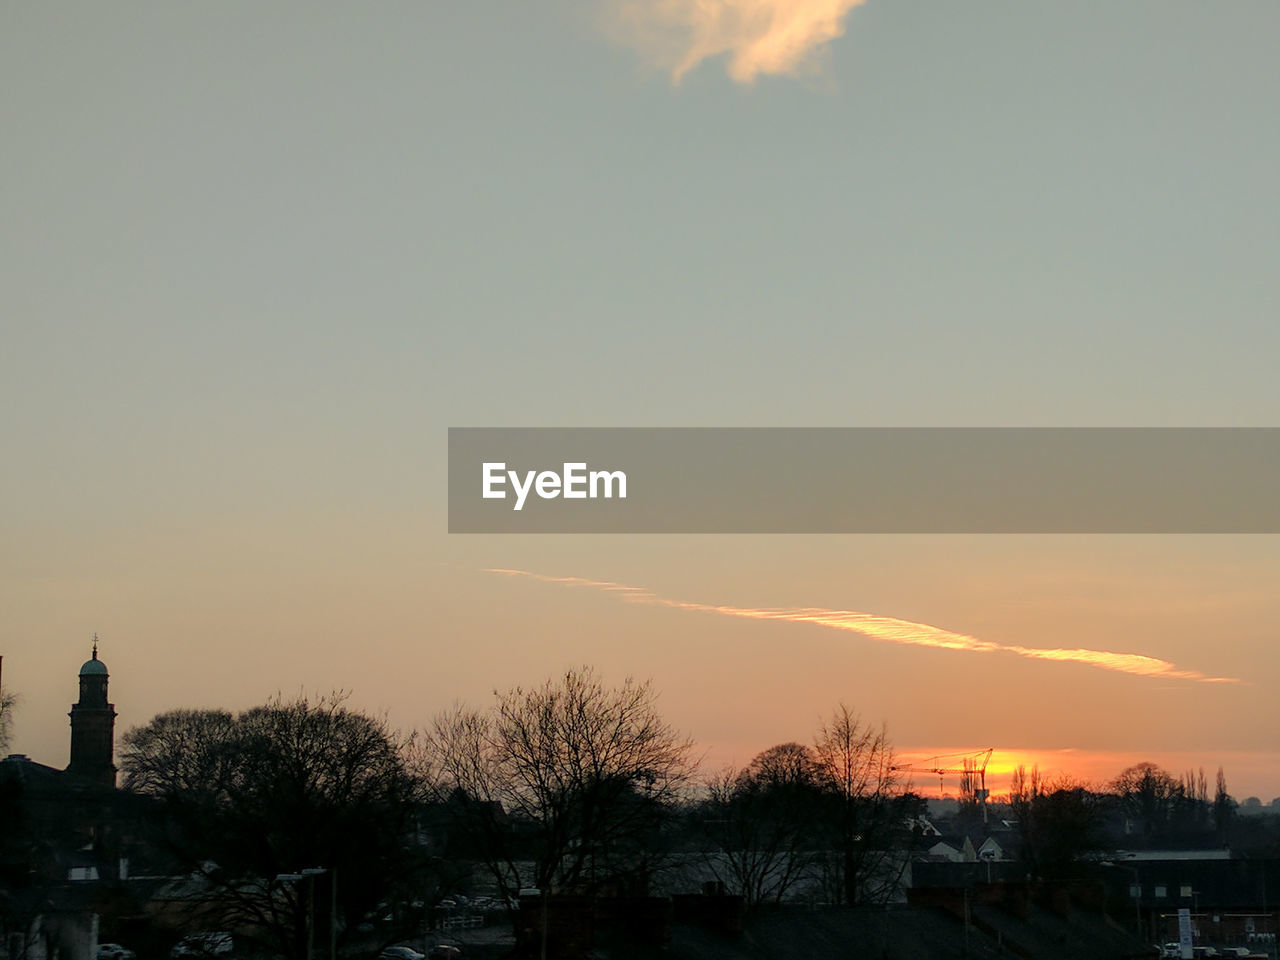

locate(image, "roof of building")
[[0, 753, 68, 790], [1112, 849, 1233, 861]]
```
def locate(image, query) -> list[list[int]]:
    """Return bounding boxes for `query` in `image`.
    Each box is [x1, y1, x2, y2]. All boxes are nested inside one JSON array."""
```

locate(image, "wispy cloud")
[[486, 568, 1242, 684], [607, 0, 869, 84]]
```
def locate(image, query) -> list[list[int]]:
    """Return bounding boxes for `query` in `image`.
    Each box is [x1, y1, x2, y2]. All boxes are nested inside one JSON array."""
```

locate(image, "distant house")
[[925, 839, 965, 863], [924, 834, 1006, 863]]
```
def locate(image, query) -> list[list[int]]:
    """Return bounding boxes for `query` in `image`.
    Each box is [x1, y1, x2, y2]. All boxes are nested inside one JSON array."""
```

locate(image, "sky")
[[3, 1, 1279, 801]]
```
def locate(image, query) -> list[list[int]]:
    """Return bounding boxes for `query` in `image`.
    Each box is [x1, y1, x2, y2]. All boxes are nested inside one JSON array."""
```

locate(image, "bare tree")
[[121, 694, 425, 960], [426, 667, 694, 900], [1213, 766, 1236, 841], [1162, 767, 1210, 835], [0, 686, 16, 755], [696, 712, 917, 911], [694, 745, 831, 908], [117, 708, 236, 797], [1111, 762, 1180, 838], [424, 702, 526, 897], [1008, 762, 1041, 850], [1010, 765, 1106, 876], [813, 706, 916, 906]]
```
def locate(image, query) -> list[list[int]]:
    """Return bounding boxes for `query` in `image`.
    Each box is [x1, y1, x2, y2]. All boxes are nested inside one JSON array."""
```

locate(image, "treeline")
[[92, 668, 1280, 956], [998, 760, 1274, 879], [107, 669, 930, 956]]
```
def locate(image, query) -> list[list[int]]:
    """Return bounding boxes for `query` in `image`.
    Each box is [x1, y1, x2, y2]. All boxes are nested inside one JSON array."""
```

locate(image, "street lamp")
[[1130, 868, 1144, 941], [275, 874, 307, 960], [275, 869, 336, 960], [301, 869, 337, 960]]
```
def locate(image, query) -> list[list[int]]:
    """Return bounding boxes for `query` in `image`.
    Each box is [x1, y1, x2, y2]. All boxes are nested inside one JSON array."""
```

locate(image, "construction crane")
[[891, 748, 995, 819]]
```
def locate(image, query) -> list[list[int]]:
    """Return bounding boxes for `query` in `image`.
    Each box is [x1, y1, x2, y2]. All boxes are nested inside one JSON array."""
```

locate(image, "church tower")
[[68, 637, 117, 788]]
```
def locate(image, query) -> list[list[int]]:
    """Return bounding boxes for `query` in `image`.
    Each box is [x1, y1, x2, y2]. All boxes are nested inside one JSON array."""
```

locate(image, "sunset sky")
[[3, 2, 1279, 801]]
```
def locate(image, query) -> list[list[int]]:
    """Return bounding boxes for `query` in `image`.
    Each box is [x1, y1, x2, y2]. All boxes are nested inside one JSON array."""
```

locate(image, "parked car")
[[98, 944, 136, 960], [171, 933, 233, 958], [378, 947, 425, 960]]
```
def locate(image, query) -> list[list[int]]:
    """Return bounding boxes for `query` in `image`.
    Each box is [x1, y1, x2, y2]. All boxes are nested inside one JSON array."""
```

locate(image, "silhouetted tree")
[[1110, 762, 1180, 839], [813, 706, 916, 906], [698, 743, 831, 907], [118, 708, 236, 800], [426, 667, 693, 900], [0, 687, 15, 755], [1163, 767, 1211, 837], [1225, 805, 1280, 858], [697, 710, 918, 910], [1010, 766, 1106, 876], [1213, 766, 1236, 842], [121, 694, 424, 960]]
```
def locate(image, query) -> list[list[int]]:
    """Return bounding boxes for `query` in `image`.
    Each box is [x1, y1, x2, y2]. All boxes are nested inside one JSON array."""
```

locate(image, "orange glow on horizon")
[[693, 738, 1280, 800], [887, 746, 1280, 800]]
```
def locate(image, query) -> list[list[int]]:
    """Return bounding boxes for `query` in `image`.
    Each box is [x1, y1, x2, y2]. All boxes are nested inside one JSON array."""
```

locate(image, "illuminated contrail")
[[486, 568, 1241, 684], [607, 0, 870, 84]]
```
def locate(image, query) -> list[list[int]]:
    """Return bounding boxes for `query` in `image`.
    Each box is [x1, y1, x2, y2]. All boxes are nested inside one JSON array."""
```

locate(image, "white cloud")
[[608, 0, 869, 83], [487, 568, 1243, 684]]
